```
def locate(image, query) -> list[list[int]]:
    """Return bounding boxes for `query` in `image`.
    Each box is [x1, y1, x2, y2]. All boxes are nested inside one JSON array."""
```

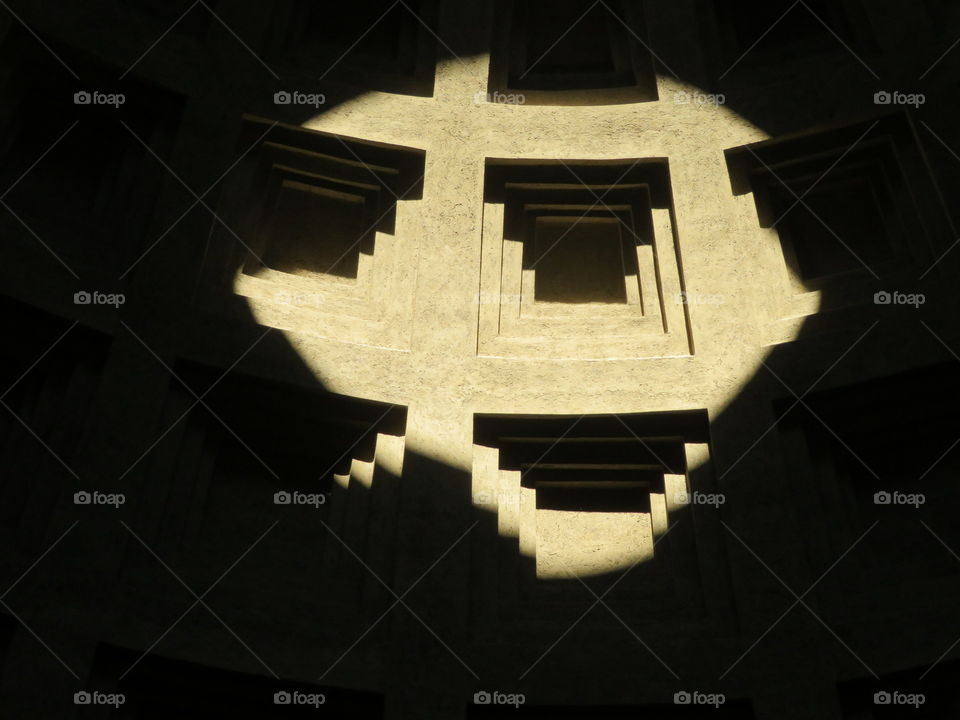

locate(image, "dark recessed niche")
[[530, 217, 630, 304], [730, 0, 849, 51], [124, 359, 406, 599], [513, 0, 621, 87], [778, 364, 960, 593], [924, 0, 957, 27], [270, 0, 438, 96], [118, 0, 214, 39], [784, 364, 960, 506], [0, 295, 111, 548], [169, 361, 406, 491], [710, 0, 861, 67], [488, 0, 657, 105], [236, 120, 425, 282], [264, 181, 369, 279], [306, 1, 411, 67], [478, 157, 694, 358], [535, 480, 653, 513], [0, 27, 185, 275], [485, 159, 673, 307], [475, 410, 709, 514], [768, 174, 892, 282], [725, 117, 926, 290]]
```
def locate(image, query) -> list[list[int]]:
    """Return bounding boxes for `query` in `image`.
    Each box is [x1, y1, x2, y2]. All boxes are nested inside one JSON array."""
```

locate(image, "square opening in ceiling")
[[489, 0, 656, 103], [770, 176, 891, 282], [779, 364, 960, 591], [0, 27, 184, 273], [529, 216, 629, 304], [474, 411, 714, 582], [518, 0, 618, 81], [120, 0, 212, 38], [721, 0, 852, 56], [724, 115, 951, 343], [264, 181, 368, 279], [277, 0, 438, 95], [479, 158, 694, 359], [306, 0, 410, 68]]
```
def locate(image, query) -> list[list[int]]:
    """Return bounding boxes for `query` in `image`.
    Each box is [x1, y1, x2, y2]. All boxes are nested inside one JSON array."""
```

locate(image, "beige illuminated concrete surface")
[[234, 60, 784, 580]]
